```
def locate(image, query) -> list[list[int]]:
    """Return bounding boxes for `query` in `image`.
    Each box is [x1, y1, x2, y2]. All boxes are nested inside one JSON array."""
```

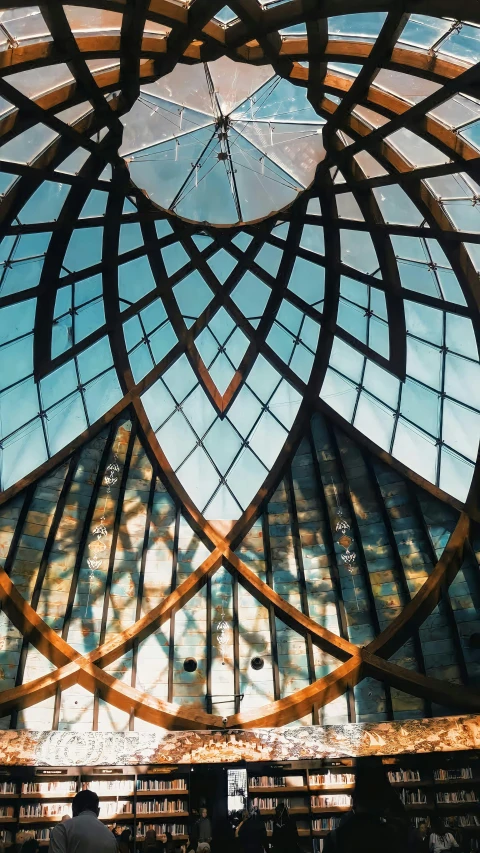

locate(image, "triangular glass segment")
[[121, 93, 213, 155], [238, 121, 325, 188], [195, 307, 249, 395], [214, 6, 237, 24], [208, 58, 275, 115], [123, 197, 137, 214]]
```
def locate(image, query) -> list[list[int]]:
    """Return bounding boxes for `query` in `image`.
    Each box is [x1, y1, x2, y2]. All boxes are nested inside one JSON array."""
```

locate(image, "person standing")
[[48, 790, 118, 852], [192, 808, 212, 850], [412, 821, 430, 853], [238, 805, 267, 853], [118, 828, 132, 853], [143, 828, 165, 852], [271, 803, 298, 853], [323, 760, 410, 853]]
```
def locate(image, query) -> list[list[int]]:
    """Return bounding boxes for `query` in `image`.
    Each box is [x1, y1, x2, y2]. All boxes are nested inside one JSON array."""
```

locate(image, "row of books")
[[388, 770, 421, 783], [2, 778, 189, 797], [446, 816, 480, 827], [250, 777, 287, 788], [0, 807, 14, 817], [311, 796, 351, 808], [312, 840, 324, 853], [100, 802, 133, 817], [135, 823, 187, 837], [399, 790, 427, 805], [20, 804, 71, 818], [437, 791, 478, 803], [84, 781, 134, 795], [310, 774, 355, 787], [249, 775, 355, 788], [412, 818, 430, 829], [23, 782, 77, 795], [20, 828, 52, 840], [312, 818, 342, 831], [17, 800, 189, 819], [251, 798, 291, 809], [136, 800, 187, 814], [434, 769, 474, 781]]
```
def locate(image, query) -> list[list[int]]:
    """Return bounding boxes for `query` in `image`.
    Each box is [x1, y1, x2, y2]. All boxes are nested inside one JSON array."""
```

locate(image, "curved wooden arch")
[[0, 454, 475, 729]]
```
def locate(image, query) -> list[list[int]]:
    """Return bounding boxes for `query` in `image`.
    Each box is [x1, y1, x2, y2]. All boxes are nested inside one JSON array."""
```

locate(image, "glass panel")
[[121, 58, 325, 225]]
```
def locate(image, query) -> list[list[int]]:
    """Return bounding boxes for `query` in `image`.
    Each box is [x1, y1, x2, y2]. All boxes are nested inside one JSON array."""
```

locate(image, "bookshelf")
[[0, 751, 477, 851], [135, 770, 189, 845], [247, 765, 354, 845], [0, 766, 190, 850], [245, 754, 480, 852], [384, 755, 480, 849]]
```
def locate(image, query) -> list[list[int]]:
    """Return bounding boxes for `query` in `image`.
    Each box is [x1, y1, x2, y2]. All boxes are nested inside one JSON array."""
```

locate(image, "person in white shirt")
[[429, 817, 459, 853], [48, 789, 118, 853]]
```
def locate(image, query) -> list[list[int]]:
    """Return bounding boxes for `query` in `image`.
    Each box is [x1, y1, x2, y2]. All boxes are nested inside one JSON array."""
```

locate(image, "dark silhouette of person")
[[212, 815, 234, 853], [238, 805, 268, 853], [143, 828, 165, 852], [20, 841, 41, 853], [118, 828, 132, 853], [323, 759, 410, 853], [271, 803, 299, 853], [411, 820, 429, 853], [165, 830, 176, 853]]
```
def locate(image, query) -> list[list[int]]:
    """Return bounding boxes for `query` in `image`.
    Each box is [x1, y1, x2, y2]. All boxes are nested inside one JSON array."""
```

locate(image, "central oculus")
[[120, 57, 326, 226]]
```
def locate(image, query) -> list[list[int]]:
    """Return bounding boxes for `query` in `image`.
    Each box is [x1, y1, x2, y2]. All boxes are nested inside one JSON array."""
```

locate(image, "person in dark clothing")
[[238, 806, 268, 853], [192, 808, 213, 850], [272, 803, 299, 853], [20, 842, 41, 853], [118, 828, 132, 853], [212, 815, 235, 853], [166, 831, 176, 853], [179, 834, 196, 853], [143, 828, 165, 852], [411, 821, 430, 853], [323, 759, 410, 853]]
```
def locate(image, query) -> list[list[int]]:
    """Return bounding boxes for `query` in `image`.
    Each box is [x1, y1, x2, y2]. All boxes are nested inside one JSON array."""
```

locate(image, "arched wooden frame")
[[0, 0, 479, 728], [0, 390, 475, 729]]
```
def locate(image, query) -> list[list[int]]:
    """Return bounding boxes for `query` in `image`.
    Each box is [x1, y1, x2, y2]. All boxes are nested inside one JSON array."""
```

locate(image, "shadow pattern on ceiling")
[[0, 406, 479, 731]]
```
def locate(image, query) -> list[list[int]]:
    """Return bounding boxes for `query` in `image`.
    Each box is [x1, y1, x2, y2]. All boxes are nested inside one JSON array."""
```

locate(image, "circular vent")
[[184, 658, 198, 672], [251, 657, 264, 670]]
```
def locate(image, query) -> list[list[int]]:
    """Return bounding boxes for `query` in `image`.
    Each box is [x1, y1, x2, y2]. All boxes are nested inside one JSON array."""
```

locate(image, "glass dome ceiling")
[[120, 58, 326, 224], [0, 1, 479, 522]]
